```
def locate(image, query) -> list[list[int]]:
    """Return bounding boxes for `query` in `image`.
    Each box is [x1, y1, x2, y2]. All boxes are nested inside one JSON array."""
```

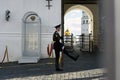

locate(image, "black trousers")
[[54, 49, 60, 69], [54, 42, 77, 69], [54, 42, 62, 69]]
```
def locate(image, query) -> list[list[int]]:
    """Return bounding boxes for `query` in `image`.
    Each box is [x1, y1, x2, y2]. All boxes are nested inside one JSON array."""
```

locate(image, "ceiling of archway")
[[63, 0, 98, 4]]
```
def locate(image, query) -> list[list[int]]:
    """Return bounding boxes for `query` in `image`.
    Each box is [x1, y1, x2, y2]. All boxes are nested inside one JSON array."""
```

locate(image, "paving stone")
[[0, 49, 106, 80]]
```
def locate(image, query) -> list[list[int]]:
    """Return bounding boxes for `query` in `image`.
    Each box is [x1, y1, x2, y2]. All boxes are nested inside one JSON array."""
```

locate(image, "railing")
[[77, 34, 94, 52], [64, 34, 94, 52], [64, 34, 74, 48]]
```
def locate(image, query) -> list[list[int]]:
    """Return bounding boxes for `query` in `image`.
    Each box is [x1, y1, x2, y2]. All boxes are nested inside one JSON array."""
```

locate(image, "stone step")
[[18, 56, 40, 64]]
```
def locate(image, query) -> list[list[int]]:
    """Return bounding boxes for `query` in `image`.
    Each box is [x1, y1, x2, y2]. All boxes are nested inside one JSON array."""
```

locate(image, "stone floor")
[[0, 47, 106, 80]]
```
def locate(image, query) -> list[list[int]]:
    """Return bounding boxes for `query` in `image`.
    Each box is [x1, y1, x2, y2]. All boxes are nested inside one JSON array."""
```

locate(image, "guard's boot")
[[56, 68, 63, 71]]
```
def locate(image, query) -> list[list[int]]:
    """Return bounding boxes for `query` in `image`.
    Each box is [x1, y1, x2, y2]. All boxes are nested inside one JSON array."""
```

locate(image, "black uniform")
[[53, 31, 63, 70], [53, 31, 79, 70]]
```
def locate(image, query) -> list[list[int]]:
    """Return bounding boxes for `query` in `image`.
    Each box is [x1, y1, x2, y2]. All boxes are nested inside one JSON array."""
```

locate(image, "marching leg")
[[55, 50, 63, 71], [58, 51, 64, 69], [61, 51, 64, 69], [64, 48, 79, 61]]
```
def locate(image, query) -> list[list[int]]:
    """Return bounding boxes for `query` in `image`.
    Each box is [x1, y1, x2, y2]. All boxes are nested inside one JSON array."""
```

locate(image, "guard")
[[53, 24, 79, 71]]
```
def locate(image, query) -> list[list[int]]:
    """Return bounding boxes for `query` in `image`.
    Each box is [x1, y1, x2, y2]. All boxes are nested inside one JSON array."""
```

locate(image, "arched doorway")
[[19, 11, 41, 63], [64, 5, 93, 36], [64, 5, 94, 51]]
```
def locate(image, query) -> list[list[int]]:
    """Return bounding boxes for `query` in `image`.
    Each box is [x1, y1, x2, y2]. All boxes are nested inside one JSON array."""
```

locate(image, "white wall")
[[0, 0, 61, 62]]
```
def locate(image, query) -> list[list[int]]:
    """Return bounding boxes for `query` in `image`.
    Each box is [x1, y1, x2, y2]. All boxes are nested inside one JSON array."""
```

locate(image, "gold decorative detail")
[[30, 16, 36, 21], [65, 28, 71, 36]]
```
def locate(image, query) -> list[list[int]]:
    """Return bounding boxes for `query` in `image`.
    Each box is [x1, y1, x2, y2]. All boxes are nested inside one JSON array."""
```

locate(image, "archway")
[[64, 5, 93, 36], [64, 5, 94, 51]]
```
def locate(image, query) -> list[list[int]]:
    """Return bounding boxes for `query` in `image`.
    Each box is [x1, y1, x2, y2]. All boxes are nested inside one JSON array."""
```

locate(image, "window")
[[86, 20, 88, 23], [83, 20, 85, 24]]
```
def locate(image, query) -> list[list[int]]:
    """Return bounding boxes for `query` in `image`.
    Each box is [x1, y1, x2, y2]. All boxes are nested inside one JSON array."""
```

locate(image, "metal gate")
[[77, 34, 94, 52], [64, 34, 94, 52]]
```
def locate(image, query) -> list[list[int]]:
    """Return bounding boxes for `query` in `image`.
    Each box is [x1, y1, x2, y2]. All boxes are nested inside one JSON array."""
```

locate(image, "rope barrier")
[[0, 46, 9, 64], [47, 42, 54, 58], [6, 46, 9, 62], [47, 43, 54, 64]]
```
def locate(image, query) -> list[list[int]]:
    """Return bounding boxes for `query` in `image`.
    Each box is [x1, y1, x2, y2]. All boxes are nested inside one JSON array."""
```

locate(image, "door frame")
[[22, 11, 41, 57]]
